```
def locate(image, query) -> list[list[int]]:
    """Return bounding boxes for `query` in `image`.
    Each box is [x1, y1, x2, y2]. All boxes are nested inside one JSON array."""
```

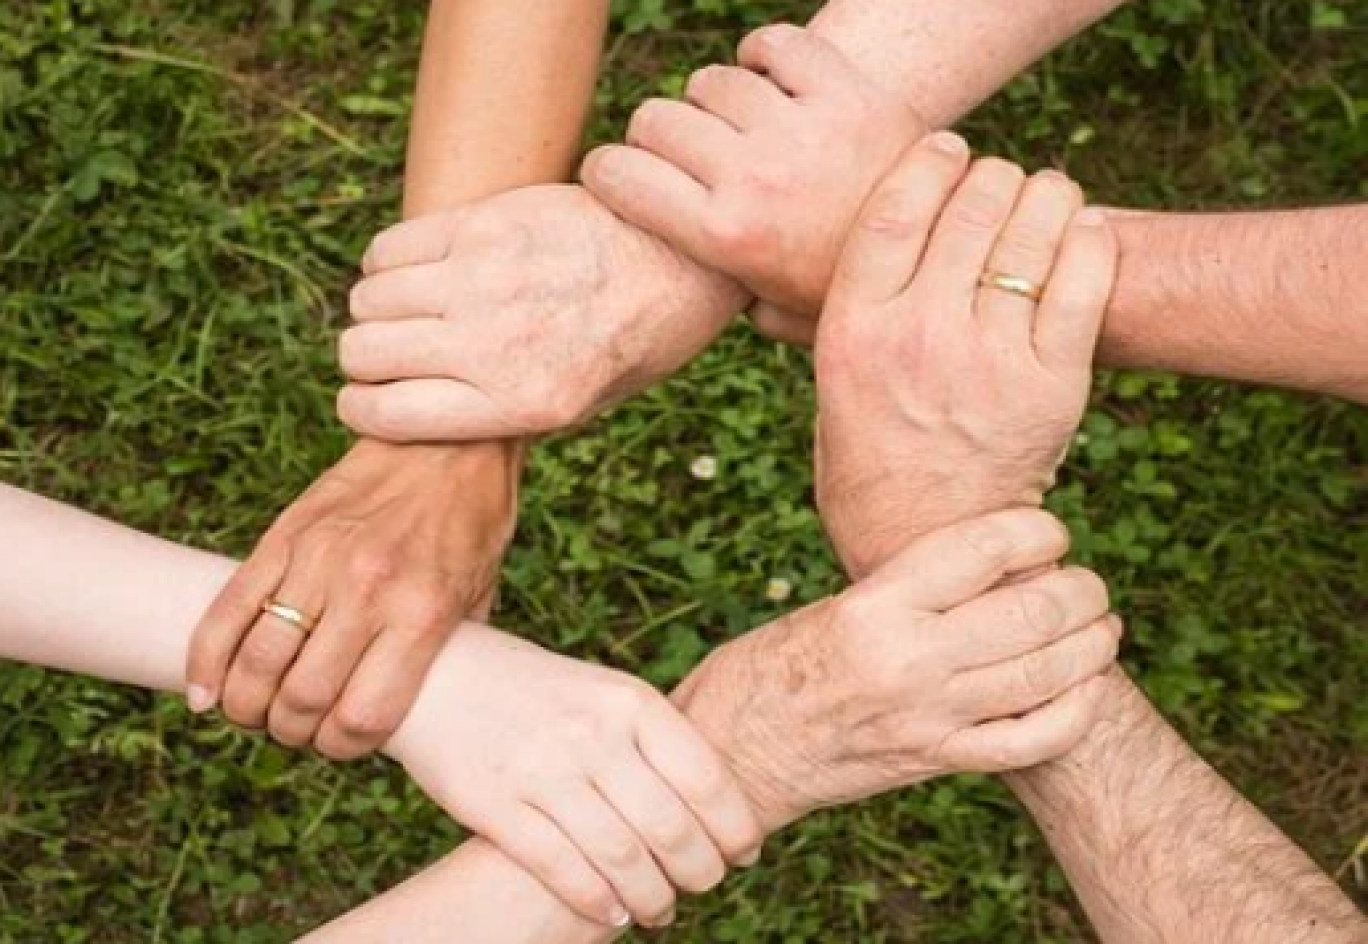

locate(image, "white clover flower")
[[765, 577, 793, 603], [690, 455, 718, 481]]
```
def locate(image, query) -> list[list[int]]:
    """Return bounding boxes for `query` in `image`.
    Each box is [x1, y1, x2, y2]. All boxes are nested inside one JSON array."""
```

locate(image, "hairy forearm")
[[404, 0, 608, 216], [1102, 206, 1368, 403], [1008, 670, 1366, 943], [809, 0, 1124, 127]]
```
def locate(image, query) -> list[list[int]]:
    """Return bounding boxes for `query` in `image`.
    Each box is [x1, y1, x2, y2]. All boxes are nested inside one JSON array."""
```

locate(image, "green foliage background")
[[1, 0, 1366, 940]]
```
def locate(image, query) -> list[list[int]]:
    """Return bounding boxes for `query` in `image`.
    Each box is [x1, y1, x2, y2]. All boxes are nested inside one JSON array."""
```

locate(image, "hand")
[[385, 624, 764, 929], [814, 142, 1119, 578], [187, 439, 520, 759], [672, 510, 1120, 832], [582, 24, 927, 338], [334, 185, 747, 443]]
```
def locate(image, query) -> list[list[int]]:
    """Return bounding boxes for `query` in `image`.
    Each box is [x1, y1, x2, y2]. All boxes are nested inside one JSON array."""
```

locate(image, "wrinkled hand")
[[814, 140, 1119, 578], [335, 185, 747, 443], [582, 24, 926, 344], [672, 510, 1119, 833], [385, 624, 763, 929], [187, 439, 519, 759]]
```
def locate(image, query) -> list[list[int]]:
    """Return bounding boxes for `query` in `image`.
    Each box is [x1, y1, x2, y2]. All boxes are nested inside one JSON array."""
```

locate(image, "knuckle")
[[996, 226, 1055, 265], [345, 546, 400, 592], [389, 581, 455, 635], [644, 813, 697, 856], [859, 187, 926, 238], [333, 696, 404, 741], [954, 517, 1016, 571], [600, 832, 647, 869], [702, 210, 765, 259], [237, 632, 295, 676], [279, 678, 335, 716], [743, 160, 797, 197], [949, 186, 1010, 232], [1015, 587, 1066, 642], [1016, 649, 1059, 702]]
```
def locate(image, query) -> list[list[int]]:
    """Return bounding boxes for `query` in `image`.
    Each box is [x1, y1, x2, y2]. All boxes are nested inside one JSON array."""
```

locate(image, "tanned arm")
[[1104, 207, 1368, 403]]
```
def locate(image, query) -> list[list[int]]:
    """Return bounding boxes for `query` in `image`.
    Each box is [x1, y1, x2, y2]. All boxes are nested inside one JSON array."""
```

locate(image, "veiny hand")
[[385, 624, 764, 930], [672, 509, 1119, 833], [582, 24, 926, 342], [187, 438, 520, 759], [334, 184, 747, 443], [813, 141, 1119, 578]]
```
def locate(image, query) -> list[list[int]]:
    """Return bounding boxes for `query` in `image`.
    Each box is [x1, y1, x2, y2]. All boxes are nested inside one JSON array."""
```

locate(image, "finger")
[[626, 98, 740, 185], [636, 703, 765, 867], [1034, 207, 1119, 373], [580, 144, 714, 263], [267, 605, 379, 748], [867, 508, 1071, 612], [314, 618, 453, 760], [737, 24, 862, 99], [478, 802, 631, 928], [951, 614, 1121, 721], [594, 755, 728, 896], [220, 547, 331, 730], [684, 64, 792, 131], [749, 301, 817, 347], [339, 321, 461, 384], [828, 132, 972, 307], [337, 381, 515, 443], [941, 566, 1112, 670], [360, 214, 463, 276], [940, 673, 1111, 772], [533, 784, 678, 928], [915, 157, 1027, 308], [186, 539, 290, 712], [975, 170, 1083, 349], [349, 263, 451, 322]]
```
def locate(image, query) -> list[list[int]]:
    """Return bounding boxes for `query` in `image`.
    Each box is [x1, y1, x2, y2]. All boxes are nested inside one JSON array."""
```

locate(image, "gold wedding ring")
[[262, 601, 319, 634], [979, 272, 1044, 303]]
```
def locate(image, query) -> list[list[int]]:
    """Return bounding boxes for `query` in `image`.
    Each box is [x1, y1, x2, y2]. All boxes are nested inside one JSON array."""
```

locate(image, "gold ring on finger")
[[979, 272, 1044, 303], [261, 601, 319, 635]]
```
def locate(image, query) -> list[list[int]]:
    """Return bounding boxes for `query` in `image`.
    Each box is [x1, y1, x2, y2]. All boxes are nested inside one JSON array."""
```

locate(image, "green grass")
[[2, 0, 1366, 940]]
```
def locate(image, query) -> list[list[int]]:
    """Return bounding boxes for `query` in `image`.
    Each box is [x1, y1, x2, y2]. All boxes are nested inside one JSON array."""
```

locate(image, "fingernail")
[[609, 906, 632, 929], [1076, 207, 1108, 228], [587, 151, 619, 184], [187, 685, 215, 714], [929, 131, 968, 156], [652, 909, 676, 928], [737, 848, 761, 868]]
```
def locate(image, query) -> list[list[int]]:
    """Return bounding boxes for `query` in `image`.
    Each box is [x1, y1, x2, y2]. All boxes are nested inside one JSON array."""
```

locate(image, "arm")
[[1102, 207, 1368, 404], [404, 0, 609, 216], [185, 0, 610, 759], [1010, 673, 1367, 943]]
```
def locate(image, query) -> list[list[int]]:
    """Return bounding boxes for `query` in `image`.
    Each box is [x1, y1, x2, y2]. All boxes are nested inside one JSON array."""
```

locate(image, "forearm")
[[809, 0, 1124, 126], [1008, 670, 1366, 942], [301, 838, 611, 944], [404, 0, 609, 216], [1101, 206, 1368, 403]]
